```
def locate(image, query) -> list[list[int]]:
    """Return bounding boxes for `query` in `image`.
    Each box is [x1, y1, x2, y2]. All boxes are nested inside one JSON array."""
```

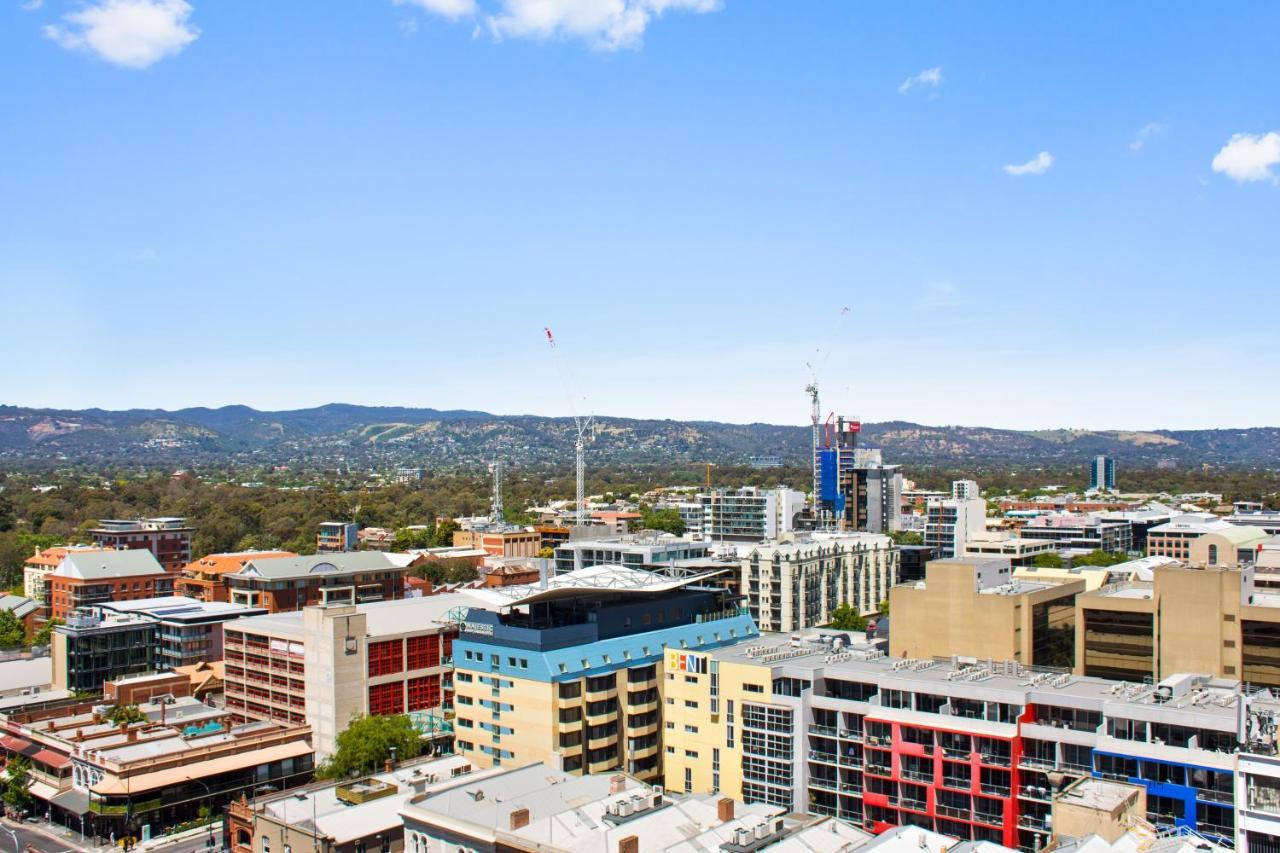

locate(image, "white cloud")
[[1211, 132, 1280, 184], [395, 0, 476, 21], [1129, 122, 1164, 152], [397, 0, 721, 50], [898, 66, 942, 94], [44, 0, 198, 69], [1003, 151, 1054, 177], [21, 0, 44, 11]]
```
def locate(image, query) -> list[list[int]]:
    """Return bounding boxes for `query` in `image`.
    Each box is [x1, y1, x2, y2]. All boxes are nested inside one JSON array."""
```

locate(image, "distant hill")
[[1, 404, 1277, 470]]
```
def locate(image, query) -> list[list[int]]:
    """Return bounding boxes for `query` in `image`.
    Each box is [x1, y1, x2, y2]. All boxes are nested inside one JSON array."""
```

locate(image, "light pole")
[[2, 825, 18, 853]]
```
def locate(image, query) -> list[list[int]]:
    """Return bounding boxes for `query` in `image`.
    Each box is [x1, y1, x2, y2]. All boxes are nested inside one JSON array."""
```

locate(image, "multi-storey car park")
[[659, 629, 1280, 852]]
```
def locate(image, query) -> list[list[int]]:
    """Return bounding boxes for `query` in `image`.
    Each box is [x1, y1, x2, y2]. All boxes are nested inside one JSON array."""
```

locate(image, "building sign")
[[463, 621, 495, 636], [667, 649, 707, 674]]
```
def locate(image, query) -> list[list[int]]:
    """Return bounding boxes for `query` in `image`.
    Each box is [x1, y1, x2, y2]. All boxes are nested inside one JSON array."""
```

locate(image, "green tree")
[[828, 603, 867, 631], [0, 609, 25, 648], [316, 714, 421, 779], [1032, 553, 1065, 569], [889, 530, 922, 546], [1072, 550, 1128, 567], [32, 617, 62, 647], [107, 704, 147, 726], [878, 599, 890, 616], [431, 519, 460, 548], [537, 546, 554, 559], [640, 507, 685, 536], [391, 526, 433, 551], [1, 754, 32, 813]]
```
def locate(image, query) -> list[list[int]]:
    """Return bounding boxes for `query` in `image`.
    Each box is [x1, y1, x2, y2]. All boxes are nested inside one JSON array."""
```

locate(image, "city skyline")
[[2, 2, 1279, 430]]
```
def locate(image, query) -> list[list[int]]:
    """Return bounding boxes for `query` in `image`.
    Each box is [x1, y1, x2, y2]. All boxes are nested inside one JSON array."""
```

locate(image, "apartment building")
[[1090, 455, 1117, 492], [51, 610, 158, 691], [1075, 563, 1280, 686], [24, 545, 111, 603], [88, 518, 193, 572], [923, 489, 987, 558], [891, 558, 1083, 669], [177, 550, 296, 602], [317, 521, 360, 553], [450, 565, 758, 781], [46, 550, 175, 621], [222, 593, 473, 756], [699, 487, 806, 542], [661, 631, 1279, 851], [226, 552, 413, 612], [963, 535, 1059, 566], [739, 533, 899, 631], [552, 535, 712, 574]]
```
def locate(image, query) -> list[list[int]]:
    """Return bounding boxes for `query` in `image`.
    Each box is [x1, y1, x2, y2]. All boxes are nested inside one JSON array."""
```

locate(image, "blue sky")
[[2, 1, 1278, 431]]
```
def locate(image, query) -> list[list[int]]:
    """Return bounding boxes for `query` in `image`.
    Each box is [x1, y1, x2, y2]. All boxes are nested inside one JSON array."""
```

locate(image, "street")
[[0, 820, 222, 853]]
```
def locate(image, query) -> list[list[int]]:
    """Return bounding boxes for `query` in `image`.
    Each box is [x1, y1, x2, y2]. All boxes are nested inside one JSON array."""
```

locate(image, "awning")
[[28, 780, 59, 802], [33, 748, 71, 769], [89, 739, 313, 796], [50, 787, 90, 815]]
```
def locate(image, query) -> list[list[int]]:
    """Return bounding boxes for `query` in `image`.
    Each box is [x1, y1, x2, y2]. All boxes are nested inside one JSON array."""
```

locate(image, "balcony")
[[1195, 788, 1234, 805], [809, 751, 838, 764], [809, 724, 838, 737], [977, 753, 1012, 768], [1018, 756, 1055, 771], [864, 763, 892, 777], [810, 777, 839, 792], [900, 799, 929, 814], [935, 804, 969, 821], [942, 746, 972, 760], [1018, 815, 1049, 832], [980, 784, 1011, 798], [838, 729, 864, 742], [940, 776, 971, 792], [901, 769, 933, 784], [974, 812, 1004, 828]]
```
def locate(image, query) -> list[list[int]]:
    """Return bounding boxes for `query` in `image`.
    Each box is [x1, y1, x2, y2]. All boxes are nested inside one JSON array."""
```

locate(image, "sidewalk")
[[135, 821, 222, 852], [0, 816, 106, 852]]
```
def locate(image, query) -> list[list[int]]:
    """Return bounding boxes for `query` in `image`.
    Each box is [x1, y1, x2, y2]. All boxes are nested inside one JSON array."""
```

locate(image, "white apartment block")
[[739, 533, 898, 632], [699, 487, 806, 542], [924, 483, 988, 558]]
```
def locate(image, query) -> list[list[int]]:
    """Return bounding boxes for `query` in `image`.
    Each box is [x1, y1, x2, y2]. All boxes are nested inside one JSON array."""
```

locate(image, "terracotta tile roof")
[[182, 551, 296, 576], [25, 546, 111, 568]]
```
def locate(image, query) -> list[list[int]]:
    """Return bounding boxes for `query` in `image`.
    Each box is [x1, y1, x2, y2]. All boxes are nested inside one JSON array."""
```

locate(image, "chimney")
[[618, 837, 639, 853], [93, 712, 102, 725], [609, 774, 627, 795], [384, 758, 394, 773], [717, 798, 734, 823], [509, 808, 530, 830], [127, 728, 138, 742]]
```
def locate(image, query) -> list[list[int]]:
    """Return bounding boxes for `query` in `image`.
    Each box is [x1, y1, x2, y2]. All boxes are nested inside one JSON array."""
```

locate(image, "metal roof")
[[229, 552, 410, 580], [460, 564, 726, 608], [51, 549, 167, 580]]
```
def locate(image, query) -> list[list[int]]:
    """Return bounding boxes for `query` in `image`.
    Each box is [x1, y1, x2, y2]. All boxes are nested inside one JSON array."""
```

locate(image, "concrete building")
[[891, 558, 1083, 669], [923, 488, 987, 558], [88, 518, 193, 572], [452, 527, 542, 558], [897, 545, 937, 585], [450, 564, 757, 781], [222, 593, 476, 756], [228, 753, 475, 853], [177, 550, 297, 603], [1146, 515, 1267, 562], [699, 487, 806, 542], [963, 535, 1059, 566], [46, 549, 175, 622], [660, 630, 1277, 849], [317, 521, 360, 553], [1099, 504, 1177, 553], [226, 552, 414, 612], [739, 533, 899, 631], [1074, 563, 1280, 685], [399, 763, 819, 853], [552, 535, 712, 575]]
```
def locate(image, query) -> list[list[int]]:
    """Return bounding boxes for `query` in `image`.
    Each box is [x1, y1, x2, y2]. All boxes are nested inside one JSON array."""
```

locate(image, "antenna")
[[544, 327, 596, 527], [489, 459, 504, 524]]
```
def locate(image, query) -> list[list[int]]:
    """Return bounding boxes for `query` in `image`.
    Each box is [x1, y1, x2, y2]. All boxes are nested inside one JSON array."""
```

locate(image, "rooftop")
[[461, 563, 728, 608], [0, 656, 52, 692], [50, 549, 168, 580], [98, 595, 266, 621], [183, 551, 297, 576], [229, 552, 413, 580], [227, 591, 488, 640], [1057, 777, 1143, 812]]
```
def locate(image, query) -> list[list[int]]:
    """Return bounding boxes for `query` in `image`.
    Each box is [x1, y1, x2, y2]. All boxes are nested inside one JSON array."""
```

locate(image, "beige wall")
[[891, 560, 1083, 665]]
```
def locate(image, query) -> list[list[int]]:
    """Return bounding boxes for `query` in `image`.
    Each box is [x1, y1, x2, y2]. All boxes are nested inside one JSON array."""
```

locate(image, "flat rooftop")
[[704, 631, 1280, 726], [1057, 777, 1143, 812], [227, 591, 488, 640]]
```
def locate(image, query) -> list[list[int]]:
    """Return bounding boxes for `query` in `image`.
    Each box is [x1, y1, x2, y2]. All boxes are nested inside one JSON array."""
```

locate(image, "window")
[[1208, 544, 1219, 565], [406, 635, 439, 670], [369, 682, 404, 716], [685, 700, 698, 708], [368, 640, 404, 677], [407, 675, 441, 711], [743, 684, 764, 693], [261, 838, 270, 853]]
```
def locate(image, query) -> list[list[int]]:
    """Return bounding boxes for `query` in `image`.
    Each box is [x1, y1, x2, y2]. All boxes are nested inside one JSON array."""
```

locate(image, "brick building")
[[88, 518, 194, 572], [226, 553, 416, 613], [46, 550, 174, 621]]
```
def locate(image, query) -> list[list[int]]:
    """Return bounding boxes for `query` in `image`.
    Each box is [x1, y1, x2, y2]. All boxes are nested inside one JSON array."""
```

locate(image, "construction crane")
[[805, 367, 821, 511], [704, 462, 715, 490], [545, 326, 596, 527]]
